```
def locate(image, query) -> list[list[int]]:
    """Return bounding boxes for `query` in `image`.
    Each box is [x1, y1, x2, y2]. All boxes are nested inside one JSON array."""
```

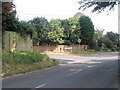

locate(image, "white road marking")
[[67, 69, 82, 76], [31, 84, 46, 90], [35, 84, 46, 88]]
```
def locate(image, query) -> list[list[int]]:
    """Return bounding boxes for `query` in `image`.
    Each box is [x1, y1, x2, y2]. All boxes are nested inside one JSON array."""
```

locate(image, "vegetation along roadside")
[[2, 51, 59, 78]]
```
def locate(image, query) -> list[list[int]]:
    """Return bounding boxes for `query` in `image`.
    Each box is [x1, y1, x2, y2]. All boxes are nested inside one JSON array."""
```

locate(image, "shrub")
[[2, 51, 59, 77]]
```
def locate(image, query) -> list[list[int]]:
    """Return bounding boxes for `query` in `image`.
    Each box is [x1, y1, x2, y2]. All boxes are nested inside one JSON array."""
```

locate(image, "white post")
[[79, 42, 80, 51], [78, 39, 81, 51]]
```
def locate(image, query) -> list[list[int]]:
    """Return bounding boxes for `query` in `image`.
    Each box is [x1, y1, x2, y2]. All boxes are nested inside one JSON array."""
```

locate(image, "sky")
[[13, 0, 118, 34]]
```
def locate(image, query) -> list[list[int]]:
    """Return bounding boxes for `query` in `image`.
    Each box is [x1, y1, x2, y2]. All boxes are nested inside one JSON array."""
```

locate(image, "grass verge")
[[2, 51, 59, 78], [46, 50, 100, 55], [68, 50, 100, 55]]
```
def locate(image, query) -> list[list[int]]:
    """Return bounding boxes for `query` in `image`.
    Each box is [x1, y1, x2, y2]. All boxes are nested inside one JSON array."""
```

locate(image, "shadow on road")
[[57, 57, 118, 88]]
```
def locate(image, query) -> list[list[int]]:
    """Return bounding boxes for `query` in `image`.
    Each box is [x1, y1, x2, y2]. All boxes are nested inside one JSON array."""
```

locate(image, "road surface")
[[2, 52, 118, 89]]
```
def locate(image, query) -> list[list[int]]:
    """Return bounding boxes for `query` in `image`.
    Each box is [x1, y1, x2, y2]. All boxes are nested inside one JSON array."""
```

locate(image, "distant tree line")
[[94, 29, 120, 51], [23, 16, 95, 47], [2, 2, 119, 51], [2, 3, 95, 47], [78, 0, 120, 51]]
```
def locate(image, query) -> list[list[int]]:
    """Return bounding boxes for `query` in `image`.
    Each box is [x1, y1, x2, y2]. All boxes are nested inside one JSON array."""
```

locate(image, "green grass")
[[46, 50, 99, 55], [2, 51, 59, 78], [69, 50, 99, 55]]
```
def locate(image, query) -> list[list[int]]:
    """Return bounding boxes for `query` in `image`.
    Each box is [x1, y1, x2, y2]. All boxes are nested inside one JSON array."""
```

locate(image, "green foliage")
[[106, 31, 119, 43], [13, 21, 35, 39], [2, 51, 45, 64], [2, 2, 35, 40], [103, 32, 119, 51], [79, 16, 95, 46], [69, 50, 99, 55], [61, 19, 70, 29], [2, 2, 119, 53], [2, 51, 59, 77], [2, 2, 35, 39], [2, 2, 16, 31], [69, 17, 78, 26], [94, 29, 104, 40], [93, 29, 104, 50], [30, 17, 51, 45], [60, 17, 81, 45], [68, 17, 80, 44], [93, 30, 120, 51], [60, 19, 71, 44], [48, 19, 64, 45], [79, 1, 119, 13], [70, 22, 81, 44]]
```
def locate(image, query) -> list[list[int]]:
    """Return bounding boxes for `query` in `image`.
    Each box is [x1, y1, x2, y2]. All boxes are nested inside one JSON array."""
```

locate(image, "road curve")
[[2, 52, 118, 88]]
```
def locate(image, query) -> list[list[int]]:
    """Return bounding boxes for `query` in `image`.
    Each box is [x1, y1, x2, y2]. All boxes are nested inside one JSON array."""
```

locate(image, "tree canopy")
[[93, 29, 119, 51], [48, 19, 64, 45], [2, 2, 16, 30], [79, 16, 94, 45], [79, 1, 119, 13], [68, 17, 81, 45], [2, 2, 119, 51], [60, 17, 81, 45], [29, 17, 51, 45]]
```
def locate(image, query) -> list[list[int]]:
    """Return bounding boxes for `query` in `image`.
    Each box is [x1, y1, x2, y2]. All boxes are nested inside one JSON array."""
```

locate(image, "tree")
[[79, 1, 119, 13], [104, 31, 119, 51], [48, 19, 64, 45], [69, 17, 79, 26], [94, 31, 120, 51], [60, 17, 81, 45], [93, 28, 104, 50], [68, 17, 81, 45], [2, 2, 16, 31], [106, 31, 119, 43], [60, 19, 70, 44], [68, 17, 79, 41], [30, 17, 51, 45], [60, 18, 81, 45], [79, 16, 94, 47], [94, 28, 104, 40], [17, 21, 35, 39], [71, 23, 81, 44]]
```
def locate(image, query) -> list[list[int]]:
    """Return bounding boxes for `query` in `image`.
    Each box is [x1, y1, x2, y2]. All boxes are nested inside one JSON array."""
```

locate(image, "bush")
[[2, 51, 50, 63], [2, 51, 59, 77]]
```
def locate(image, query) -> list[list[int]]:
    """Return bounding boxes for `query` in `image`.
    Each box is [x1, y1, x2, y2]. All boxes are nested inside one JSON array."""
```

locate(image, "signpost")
[[78, 39, 81, 50]]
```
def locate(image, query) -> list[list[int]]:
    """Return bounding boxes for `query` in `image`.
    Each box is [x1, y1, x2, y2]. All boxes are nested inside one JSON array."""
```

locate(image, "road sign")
[[78, 39, 81, 43], [64, 47, 72, 50]]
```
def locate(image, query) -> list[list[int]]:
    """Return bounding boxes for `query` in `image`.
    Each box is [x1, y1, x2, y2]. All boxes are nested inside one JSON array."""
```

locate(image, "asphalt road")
[[2, 52, 118, 89]]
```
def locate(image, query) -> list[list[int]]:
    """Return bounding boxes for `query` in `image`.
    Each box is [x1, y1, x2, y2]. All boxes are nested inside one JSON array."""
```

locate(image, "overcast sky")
[[13, 0, 118, 34]]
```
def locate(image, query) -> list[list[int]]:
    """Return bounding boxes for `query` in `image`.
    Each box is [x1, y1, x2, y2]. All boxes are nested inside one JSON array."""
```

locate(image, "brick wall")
[[33, 45, 88, 52]]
